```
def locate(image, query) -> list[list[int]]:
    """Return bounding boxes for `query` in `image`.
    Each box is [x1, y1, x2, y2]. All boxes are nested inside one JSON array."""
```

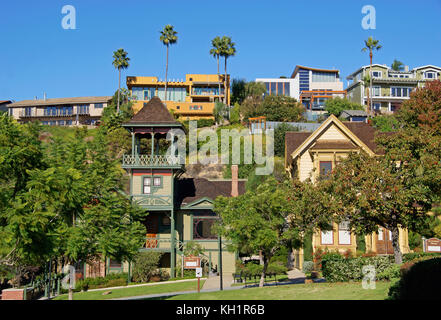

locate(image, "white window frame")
[[321, 230, 333, 245], [338, 221, 351, 245], [371, 70, 382, 78], [143, 177, 151, 194], [424, 71, 437, 79], [372, 86, 381, 97]]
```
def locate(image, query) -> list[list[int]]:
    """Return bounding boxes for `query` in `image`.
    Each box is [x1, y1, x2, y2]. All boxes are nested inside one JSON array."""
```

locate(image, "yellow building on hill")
[[126, 74, 230, 120]]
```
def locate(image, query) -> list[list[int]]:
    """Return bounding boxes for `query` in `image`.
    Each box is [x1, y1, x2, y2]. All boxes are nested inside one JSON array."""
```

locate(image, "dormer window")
[[371, 71, 382, 78], [424, 71, 437, 79]]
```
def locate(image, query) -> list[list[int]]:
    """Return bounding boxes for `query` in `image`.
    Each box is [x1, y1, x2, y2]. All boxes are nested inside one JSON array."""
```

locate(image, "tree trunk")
[[224, 57, 228, 105], [365, 85, 370, 115], [67, 263, 74, 300], [259, 258, 268, 288], [217, 56, 221, 102], [117, 68, 121, 113], [68, 286, 73, 300], [391, 225, 403, 264], [165, 45, 169, 102], [258, 250, 264, 265]]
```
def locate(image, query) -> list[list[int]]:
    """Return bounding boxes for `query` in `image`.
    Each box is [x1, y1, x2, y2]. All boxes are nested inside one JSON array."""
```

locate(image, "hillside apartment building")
[[256, 65, 346, 113], [7, 96, 112, 126], [126, 74, 230, 120], [345, 64, 441, 114]]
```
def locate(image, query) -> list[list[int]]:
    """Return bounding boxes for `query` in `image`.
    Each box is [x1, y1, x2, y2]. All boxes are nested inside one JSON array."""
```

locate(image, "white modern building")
[[256, 65, 346, 111]]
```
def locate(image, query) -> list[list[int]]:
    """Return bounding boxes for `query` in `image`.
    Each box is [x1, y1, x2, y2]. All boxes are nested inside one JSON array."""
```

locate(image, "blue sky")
[[1, 0, 441, 101]]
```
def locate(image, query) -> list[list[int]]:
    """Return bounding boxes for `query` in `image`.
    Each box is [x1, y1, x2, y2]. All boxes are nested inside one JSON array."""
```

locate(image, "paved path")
[[202, 273, 234, 290]]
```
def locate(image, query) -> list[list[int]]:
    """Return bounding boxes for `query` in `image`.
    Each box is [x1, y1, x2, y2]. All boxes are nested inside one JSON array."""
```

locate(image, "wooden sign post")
[[196, 267, 202, 293], [183, 256, 202, 293]]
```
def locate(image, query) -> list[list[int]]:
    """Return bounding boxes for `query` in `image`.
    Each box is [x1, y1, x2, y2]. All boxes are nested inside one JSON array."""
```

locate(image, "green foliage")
[[388, 257, 441, 300], [302, 261, 314, 273], [213, 102, 228, 124], [372, 115, 400, 132], [377, 264, 401, 281], [408, 230, 422, 250], [241, 95, 304, 122], [274, 123, 298, 157], [76, 272, 128, 291], [303, 232, 313, 261], [322, 256, 394, 282], [231, 80, 266, 105], [324, 97, 364, 117], [229, 103, 240, 124], [183, 241, 204, 257], [132, 252, 164, 283]]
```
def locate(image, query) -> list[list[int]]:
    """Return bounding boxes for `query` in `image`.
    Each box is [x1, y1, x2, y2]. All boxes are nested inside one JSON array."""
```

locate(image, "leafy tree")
[[229, 103, 240, 124], [214, 177, 332, 287], [213, 101, 227, 125], [324, 97, 364, 117], [362, 36, 382, 114], [391, 59, 405, 71], [396, 80, 441, 133], [231, 80, 267, 105], [112, 49, 130, 113], [274, 123, 298, 157], [261, 95, 304, 122], [372, 115, 400, 132], [160, 25, 178, 101], [329, 151, 434, 264]]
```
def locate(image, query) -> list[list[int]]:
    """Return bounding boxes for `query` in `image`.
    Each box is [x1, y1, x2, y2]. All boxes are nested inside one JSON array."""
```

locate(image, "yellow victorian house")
[[285, 115, 410, 268]]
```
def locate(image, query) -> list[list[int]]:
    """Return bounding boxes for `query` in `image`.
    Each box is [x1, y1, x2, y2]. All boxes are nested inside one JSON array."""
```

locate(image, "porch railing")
[[143, 237, 184, 251], [122, 154, 183, 168]]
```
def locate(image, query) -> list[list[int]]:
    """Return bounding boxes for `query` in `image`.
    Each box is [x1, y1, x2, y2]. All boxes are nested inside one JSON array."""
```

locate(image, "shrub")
[[302, 261, 314, 273], [403, 252, 440, 262], [388, 257, 441, 300], [322, 256, 394, 282], [132, 252, 163, 283], [75, 273, 128, 291], [267, 262, 288, 275], [377, 264, 401, 281]]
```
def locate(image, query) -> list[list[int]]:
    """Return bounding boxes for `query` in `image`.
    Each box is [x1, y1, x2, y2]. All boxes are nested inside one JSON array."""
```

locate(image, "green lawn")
[[53, 279, 205, 300], [164, 281, 391, 300]]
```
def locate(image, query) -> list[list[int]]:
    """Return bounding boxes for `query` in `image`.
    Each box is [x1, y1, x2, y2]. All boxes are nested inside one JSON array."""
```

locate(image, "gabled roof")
[[7, 96, 112, 107], [411, 65, 441, 71], [291, 65, 339, 79], [176, 178, 246, 208], [346, 64, 390, 79], [123, 96, 181, 127], [285, 115, 384, 167]]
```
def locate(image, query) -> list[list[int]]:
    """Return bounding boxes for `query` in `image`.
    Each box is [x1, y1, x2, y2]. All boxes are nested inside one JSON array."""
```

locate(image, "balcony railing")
[[142, 237, 184, 251], [19, 110, 89, 118], [122, 154, 183, 168]]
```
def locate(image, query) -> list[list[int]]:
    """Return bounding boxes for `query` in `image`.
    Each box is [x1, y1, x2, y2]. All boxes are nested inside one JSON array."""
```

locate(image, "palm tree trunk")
[[217, 56, 221, 102], [224, 57, 228, 105], [369, 51, 373, 116], [165, 45, 169, 102], [117, 68, 121, 113]]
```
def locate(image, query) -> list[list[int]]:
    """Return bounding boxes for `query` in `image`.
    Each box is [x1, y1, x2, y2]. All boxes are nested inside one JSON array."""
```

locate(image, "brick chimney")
[[231, 165, 239, 197]]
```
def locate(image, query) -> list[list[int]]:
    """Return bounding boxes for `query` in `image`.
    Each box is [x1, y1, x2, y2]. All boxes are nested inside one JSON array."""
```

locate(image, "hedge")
[[322, 252, 441, 283]]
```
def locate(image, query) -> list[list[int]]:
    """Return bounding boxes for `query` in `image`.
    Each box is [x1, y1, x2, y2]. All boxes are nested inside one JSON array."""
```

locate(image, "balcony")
[[122, 154, 183, 169], [140, 236, 184, 252], [19, 110, 89, 118]]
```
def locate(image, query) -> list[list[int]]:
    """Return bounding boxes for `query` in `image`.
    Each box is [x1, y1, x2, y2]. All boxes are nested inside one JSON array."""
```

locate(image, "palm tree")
[[210, 36, 223, 102], [361, 37, 382, 115], [160, 25, 178, 102], [391, 59, 405, 71], [112, 48, 130, 113], [220, 36, 236, 106]]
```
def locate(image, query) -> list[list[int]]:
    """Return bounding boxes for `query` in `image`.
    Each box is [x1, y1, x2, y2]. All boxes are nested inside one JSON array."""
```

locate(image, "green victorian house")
[[99, 96, 244, 278]]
